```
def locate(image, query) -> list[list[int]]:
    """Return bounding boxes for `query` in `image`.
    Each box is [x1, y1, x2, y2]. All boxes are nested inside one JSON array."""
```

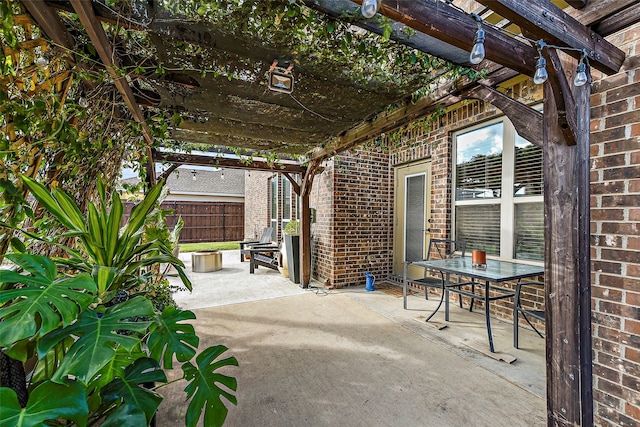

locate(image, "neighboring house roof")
[[120, 167, 244, 198], [167, 168, 244, 196]]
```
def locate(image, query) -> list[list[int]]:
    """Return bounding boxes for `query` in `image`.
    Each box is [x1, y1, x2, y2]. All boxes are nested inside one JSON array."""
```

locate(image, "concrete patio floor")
[[159, 250, 547, 426]]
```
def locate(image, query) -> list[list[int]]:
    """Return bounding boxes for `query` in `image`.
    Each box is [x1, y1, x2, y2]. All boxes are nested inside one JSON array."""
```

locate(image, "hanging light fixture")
[[268, 60, 294, 94], [574, 49, 589, 87], [533, 41, 548, 85], [469, 14, 485, 65], [361, 0, 380, 19]]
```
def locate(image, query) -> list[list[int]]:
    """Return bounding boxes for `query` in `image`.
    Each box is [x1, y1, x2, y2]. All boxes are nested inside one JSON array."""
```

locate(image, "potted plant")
[[0, 177, 237, 427], [283, 220, 300, 284]]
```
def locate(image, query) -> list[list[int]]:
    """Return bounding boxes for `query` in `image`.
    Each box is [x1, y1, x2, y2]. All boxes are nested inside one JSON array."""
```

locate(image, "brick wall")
[[310, 161, 335, 283], [589, 27, 640, 426], [314, 149, 393, 288], [244, 171, 271, 240]]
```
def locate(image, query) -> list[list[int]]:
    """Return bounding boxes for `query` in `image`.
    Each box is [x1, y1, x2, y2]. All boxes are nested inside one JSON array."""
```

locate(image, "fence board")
[[123, 201, 244, 243]]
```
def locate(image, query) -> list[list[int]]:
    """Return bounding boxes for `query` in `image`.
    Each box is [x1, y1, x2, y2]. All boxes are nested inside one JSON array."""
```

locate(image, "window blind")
[[405, 174, 425, 262], [455, 204, 501, 255]]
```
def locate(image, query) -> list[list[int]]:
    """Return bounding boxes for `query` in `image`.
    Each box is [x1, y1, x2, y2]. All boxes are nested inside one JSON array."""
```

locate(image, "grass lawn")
[[179, 241, 240, 252]]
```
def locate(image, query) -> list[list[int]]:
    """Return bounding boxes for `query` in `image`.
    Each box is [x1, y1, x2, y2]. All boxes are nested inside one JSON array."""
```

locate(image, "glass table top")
[[411, 257, 544, 282]]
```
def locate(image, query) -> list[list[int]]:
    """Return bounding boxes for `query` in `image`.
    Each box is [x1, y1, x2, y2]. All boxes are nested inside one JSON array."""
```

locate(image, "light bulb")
[[469, 27, 485, 65], [221, 171, 225, 180], [192, 170, 196, 181], [35, 56, 49, 67], [361, 0, 379, 19], [533, 56, 548, 85], [574, 61, 588, 87]]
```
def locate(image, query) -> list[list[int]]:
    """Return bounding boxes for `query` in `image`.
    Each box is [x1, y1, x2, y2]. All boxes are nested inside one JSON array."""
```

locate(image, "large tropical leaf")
[[100, 403, 147, 427], [37, 296, 153, 384], [0, 254, 96, 352], [182, 345, 239, 427], [86, 346, 147, 399], [0, 381, 88, 427], [21, 175, 85, 232], [148, 307, 198, 369], [100, 357, 167, 424]]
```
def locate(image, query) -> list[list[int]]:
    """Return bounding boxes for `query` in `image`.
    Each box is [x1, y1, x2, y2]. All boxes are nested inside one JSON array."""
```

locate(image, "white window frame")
[[452, 116, 543, 263], [281, 175, 291, 231]]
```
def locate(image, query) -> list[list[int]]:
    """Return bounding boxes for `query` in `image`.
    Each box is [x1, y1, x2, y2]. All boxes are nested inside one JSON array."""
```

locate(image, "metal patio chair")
[[405, 239, 466, 321]]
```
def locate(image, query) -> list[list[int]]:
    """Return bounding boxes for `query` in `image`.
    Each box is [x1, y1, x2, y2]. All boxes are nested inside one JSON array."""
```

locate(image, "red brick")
[[626, 319, 640, 335], [631, 123, 640, 136], [630, 209, 640, 221], [629, 237, 640, 251], [625, 403, 640, 425], [605, 82, 640, 103], [625, 292, 640, 306], [592, 285, 623, 302]]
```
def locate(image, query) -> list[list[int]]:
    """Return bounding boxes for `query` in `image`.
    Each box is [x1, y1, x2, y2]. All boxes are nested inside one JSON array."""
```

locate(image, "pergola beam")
[[21, 1, 75, 51], [475, 0, 625, 75], [70, 0, 157, 185], [350, 0, 538, 76], [565, 0, 639, 29], [152, 151, 307, 175]]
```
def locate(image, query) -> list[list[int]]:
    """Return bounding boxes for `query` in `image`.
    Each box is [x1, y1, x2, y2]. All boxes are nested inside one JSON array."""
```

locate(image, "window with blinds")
[[455, 204, 501, 255], [405, 174, 426, 262], [270, 177, 278, 240], [515, 202, 544, 260], [453, 117, 544, 262], [456, 122, 503, 201], [514, 134, 543, 197]]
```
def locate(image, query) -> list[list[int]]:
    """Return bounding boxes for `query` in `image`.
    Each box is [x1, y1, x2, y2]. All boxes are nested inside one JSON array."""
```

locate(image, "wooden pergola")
[[17, 1, 640, 425]]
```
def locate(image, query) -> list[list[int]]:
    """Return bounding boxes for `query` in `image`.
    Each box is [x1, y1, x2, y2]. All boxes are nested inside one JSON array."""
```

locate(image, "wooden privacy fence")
[[124, 201, 244, 243]]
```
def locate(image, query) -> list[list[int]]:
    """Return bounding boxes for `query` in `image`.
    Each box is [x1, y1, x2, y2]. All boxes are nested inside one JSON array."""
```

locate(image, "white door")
[[393, 160, 431, 276]]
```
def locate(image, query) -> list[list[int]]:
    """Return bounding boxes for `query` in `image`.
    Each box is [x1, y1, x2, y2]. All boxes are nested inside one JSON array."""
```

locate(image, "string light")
[[220, 169, 225, 180], [437, 0, 593, 87], [192, 170, 197, 181], [574, 49, 588, 87], [469, 14, 485, 65], [361, 0, 380, 19], [533, 41, 549, 85]]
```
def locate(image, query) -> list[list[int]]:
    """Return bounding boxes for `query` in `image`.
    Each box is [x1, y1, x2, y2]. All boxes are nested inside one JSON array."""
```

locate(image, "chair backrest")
[[259, 227, 274, 244], [426, 239, 466, 260]]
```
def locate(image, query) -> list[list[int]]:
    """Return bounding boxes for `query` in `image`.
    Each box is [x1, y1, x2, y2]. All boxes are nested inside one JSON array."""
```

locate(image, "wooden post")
[[299, 160, 322, 288], [543, 74, 592, 426]]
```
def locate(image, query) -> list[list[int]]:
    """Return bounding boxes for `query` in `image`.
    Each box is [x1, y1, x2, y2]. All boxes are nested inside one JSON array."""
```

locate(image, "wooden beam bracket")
[[545, 48, 578, 146], [461, 84, 543, 147]]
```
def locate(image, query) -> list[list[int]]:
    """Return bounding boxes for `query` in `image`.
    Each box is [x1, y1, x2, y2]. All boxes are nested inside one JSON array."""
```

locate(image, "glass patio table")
[[404, 257, 544, 353]]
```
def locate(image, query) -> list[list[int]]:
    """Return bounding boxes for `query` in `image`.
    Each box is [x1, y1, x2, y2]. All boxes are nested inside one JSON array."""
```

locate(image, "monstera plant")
[[0, 177, 237, 427]]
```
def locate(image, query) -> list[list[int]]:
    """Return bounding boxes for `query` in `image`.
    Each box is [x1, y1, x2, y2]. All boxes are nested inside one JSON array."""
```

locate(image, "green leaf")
[[9, 236, 25, 253], [100, 358, 167, 424], [101, 403, 147, 427], [122, 181, 163, 241], [20, 176, 81, 231], [0, 381, 88, 427], [182, 345, 238, 427], [106, 192, 123, 261], [51, 188, 86, 230], [88, 346, 147, 395], [0, 254, 96, 351], [148, 307, 198, 369], [92, 264, 118, 296], [37, 296, 153, 383]]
